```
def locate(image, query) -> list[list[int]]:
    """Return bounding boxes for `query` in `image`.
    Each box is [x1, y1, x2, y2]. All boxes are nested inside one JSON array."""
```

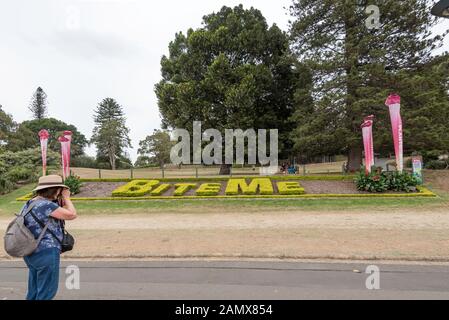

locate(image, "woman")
[[22, 175, 77, 300]]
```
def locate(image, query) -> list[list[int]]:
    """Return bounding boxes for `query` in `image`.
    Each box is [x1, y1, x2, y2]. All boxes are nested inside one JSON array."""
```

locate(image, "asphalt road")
[[1, 260, 449, 300]]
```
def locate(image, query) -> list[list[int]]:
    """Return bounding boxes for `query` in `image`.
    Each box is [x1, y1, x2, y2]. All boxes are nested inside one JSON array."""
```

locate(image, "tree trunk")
[[219, 164, 232, 175], [347, 146, 362, 172]]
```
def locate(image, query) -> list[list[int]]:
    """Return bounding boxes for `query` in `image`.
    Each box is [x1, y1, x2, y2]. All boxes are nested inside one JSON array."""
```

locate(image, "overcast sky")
[[1, 0, 448, 161]]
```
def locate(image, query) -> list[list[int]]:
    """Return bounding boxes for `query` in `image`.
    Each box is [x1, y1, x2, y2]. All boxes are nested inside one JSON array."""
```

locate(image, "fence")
[[68, 162, 347, 179]]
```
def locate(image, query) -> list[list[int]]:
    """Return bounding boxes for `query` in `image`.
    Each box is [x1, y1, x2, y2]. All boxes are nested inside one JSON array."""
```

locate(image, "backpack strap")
[[28, 209, 63, 245], [25, 199, 63, 245]]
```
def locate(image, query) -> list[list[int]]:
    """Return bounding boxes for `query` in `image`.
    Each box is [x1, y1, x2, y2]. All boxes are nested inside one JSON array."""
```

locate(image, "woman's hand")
[[61, 188, 71, 199]]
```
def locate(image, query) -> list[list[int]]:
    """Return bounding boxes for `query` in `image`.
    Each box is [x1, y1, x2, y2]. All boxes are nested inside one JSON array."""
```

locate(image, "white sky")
[[0, 0, 448, 161]]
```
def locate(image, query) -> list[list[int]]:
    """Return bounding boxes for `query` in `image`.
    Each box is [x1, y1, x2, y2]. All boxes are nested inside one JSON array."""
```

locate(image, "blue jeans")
[[23, 247, 60, 300]]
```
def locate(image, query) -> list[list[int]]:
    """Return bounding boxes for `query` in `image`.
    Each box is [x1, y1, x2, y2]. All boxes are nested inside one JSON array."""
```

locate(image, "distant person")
[[22, 175, 77, 300]]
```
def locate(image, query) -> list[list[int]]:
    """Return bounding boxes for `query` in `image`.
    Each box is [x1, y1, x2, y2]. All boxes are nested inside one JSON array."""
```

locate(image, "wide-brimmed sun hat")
[[33, 175, 69, 192]]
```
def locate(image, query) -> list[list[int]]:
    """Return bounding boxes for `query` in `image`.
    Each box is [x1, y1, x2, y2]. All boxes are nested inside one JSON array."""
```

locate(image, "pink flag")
[[58, 136, 70, 180], [38, 130, 50, 176], [361, 120, 374, 175], [385, 94, 403, 173], [63, 131, 73, 177], [364, 115, 375, 169]]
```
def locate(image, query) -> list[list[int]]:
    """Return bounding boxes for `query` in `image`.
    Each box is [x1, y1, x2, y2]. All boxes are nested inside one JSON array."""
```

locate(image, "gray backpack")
[[3, 201, 50, 258]]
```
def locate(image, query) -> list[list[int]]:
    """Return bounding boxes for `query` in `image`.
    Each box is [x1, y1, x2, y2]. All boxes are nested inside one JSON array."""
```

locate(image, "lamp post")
[[432, 0, 449, 18]]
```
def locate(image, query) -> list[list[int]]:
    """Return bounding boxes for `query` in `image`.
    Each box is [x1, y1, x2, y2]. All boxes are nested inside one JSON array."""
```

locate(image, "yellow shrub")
[[150, 184, 171, 196], [173, 183, 197, 196], [225, 178, 273, 195], [112, 180, 160, 197], [277, 182, 305, 195], [196, 183, 222, 196]]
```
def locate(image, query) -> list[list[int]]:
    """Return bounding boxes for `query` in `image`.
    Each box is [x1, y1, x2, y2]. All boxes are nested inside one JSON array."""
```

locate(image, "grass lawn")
[[1, 181, 447, 217]]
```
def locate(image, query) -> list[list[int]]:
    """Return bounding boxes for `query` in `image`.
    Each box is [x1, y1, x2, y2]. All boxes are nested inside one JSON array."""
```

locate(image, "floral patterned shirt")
[[23, 199, 63, 253]]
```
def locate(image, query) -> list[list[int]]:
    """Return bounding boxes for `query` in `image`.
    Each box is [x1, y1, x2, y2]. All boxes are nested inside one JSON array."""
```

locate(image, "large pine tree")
[[156, 5, 305, 172], [91, 98, 131, 170], [29, 87, 48, 120], [289, 0, 449, 170]]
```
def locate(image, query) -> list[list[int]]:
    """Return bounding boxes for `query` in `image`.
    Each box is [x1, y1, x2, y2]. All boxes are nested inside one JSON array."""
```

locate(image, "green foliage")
[[71, 155, 98, 169], [7, 118, 88, 157], [28, 87, 48, 120], [64, 175, 82, 195], [5, 166, 37, 183], [91, 98, 132, 170], [138, 130, 174, 168], [355, 170, 419, 193], [289, 0, 449, 170], [155, 5, 303, 159], [0, 105, 15, 146], [426, 160, 449, 170], [112, 180, 160, 197]]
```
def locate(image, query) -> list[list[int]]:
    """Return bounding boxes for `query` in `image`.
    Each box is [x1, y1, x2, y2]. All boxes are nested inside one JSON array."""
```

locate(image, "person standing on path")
[[22, 175, 77, 300]]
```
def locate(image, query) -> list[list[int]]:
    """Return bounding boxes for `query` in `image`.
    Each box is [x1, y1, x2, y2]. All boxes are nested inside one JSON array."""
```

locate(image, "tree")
[[155, 5, 303, 173], [138, 130, 174, 168], [91, 98, 131, 170], [289, 0, 449, 171], [0, 105, 15, 147], [7, 118, 88, 157], [29, 87, 48, 120]]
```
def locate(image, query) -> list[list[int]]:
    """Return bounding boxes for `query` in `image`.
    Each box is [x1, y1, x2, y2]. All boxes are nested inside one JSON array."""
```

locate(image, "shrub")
[[196, 183, 221, 196], [173, 183, 197, 196], [71, 155, 98, 169], [355, 170, 419, 193], [384, 172, 419, 192], [0, 177, 15, 195], [355, 171, 389, 193], [150, 184, 171, 196], [64, 175, 83, 195], [112, 180, 160, 197], [277, 182, 305, 195], [225, 178, 273, 195], [5, 166, 37, 183], [426, 160, 448, 170]]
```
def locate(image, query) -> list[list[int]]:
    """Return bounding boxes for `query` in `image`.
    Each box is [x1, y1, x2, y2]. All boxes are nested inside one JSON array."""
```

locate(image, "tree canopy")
[[156, 5, 306, 164], [289, 0, 449, 170], [91, 98, 132, 170]]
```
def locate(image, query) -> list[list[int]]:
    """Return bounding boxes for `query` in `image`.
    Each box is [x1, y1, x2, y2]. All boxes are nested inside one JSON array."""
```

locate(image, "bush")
[[426, 160, 448, 170], [173, 183, 197, 196], [196, 183, 222, 196], [384, 171, 419, 192], [150, 184, 171, 196], [5, 166, 37, 183], [0, 177, 15, 195], [71, 155, 98, 169], [225, 178, 274, 195], [64, 175, 83, 195], [355, 170, 419, 193], [355, 171, 389, 193], [112, 180, 160, 197], [277, 182, 305, 195]]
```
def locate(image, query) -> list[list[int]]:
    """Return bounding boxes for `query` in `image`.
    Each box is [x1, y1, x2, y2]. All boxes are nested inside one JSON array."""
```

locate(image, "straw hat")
[[33, 175, 69, 192]]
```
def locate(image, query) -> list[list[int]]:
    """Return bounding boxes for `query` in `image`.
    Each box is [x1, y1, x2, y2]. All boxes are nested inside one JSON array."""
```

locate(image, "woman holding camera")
[[22, 175, 77, 300]]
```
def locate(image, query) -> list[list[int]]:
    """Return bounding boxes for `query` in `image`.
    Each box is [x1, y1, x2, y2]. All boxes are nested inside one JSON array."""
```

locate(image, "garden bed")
[[16, 176, 437, 201]]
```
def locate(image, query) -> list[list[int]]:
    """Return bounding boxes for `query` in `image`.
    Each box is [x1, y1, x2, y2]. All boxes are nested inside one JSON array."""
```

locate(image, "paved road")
[[1, 260, 449, 300]]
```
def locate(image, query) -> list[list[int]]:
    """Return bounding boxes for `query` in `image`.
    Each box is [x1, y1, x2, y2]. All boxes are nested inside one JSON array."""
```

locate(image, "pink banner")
[[385, 94, 403, 173], [364, 115, 375, 169], [38, 130, 50, 176], [58, 136, 70, 180], [63, 131, 73, 178], [361, 120, 374, 175]]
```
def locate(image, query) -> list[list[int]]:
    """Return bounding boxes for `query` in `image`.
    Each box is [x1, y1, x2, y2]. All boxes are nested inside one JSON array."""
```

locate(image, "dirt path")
[[1, 208, 448, 261]]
